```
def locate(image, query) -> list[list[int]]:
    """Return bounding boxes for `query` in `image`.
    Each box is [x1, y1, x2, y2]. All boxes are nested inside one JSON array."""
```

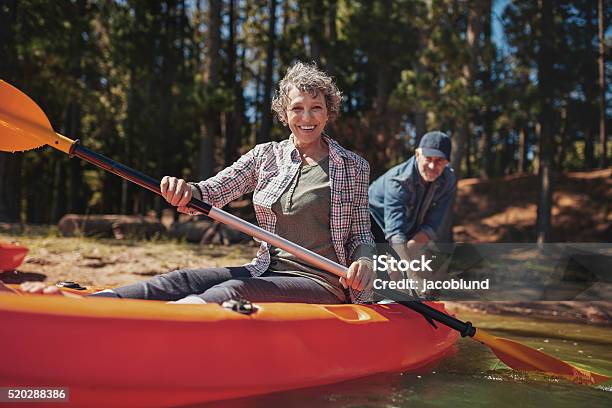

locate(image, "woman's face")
[[286, 86, 328, 145]]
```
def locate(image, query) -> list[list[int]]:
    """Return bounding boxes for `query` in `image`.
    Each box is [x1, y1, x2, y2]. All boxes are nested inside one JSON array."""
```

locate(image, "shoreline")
[[1, 233, 610, 327], [446, 300, 612, 327]]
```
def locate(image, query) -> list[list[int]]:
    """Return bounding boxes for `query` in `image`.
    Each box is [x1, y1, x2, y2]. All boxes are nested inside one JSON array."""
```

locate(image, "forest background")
[[0, 0, 609, 244]]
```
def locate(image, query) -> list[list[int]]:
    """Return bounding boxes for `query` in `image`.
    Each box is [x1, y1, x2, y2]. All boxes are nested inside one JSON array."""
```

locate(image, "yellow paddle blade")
[[473, 329, 610, 385], [0, 80, 75, 154]]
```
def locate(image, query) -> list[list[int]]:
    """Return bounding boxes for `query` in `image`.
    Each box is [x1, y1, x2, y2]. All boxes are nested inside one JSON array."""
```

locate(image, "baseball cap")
[[418, 131, 451, 161]]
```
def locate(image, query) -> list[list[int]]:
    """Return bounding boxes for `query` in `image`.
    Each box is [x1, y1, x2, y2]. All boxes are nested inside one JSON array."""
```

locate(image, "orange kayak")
[[0, 242, 28, 270], [0, 294, 458, 407]]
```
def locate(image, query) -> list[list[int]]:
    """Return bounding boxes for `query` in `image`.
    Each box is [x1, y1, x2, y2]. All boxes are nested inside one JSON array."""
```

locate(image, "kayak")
[[0, 293, 458, 407], [0, 242, 28, 271]]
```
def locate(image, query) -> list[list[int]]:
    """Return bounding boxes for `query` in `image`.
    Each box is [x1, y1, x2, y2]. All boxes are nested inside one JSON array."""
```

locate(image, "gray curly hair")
[[271, 61, 342, 125]]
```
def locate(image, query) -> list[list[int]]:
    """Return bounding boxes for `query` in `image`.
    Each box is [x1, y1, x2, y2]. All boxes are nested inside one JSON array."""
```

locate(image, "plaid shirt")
[[191, 135, 375, 303]]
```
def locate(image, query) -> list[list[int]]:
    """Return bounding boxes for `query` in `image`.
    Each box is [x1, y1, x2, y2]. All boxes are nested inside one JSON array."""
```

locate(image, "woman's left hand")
[[340, 260, 375, 291]]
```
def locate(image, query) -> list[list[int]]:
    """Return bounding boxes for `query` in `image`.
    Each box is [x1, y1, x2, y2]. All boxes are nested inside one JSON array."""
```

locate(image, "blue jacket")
[[368, 156, 456, 243]]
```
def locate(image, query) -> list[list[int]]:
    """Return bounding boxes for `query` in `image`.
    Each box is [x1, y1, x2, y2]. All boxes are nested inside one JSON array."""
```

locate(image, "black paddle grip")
[[376, 288, 477, 337]]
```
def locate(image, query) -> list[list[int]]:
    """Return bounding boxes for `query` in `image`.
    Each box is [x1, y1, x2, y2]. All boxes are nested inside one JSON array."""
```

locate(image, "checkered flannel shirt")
[[190, 135, 375, 303]]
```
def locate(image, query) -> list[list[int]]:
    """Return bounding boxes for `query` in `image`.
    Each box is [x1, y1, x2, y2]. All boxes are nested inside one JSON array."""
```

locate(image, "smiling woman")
[[140, 62, 375, 304], [21, 62, 377, 305]]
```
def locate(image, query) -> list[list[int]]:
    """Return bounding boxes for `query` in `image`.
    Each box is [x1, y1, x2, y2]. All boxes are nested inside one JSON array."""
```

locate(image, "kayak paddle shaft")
[[73, 142, 466, 334]]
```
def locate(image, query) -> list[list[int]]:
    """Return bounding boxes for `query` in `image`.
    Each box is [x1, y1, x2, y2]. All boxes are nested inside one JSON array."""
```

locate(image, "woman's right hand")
[[160, 176, 199, 215]]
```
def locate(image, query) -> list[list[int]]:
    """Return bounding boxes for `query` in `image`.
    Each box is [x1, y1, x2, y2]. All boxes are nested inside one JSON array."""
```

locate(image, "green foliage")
[[0, 0, 609, 223]]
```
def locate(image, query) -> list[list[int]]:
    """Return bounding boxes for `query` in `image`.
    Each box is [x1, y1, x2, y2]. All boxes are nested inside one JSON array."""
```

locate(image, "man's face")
[[415, 149, 448, 182]]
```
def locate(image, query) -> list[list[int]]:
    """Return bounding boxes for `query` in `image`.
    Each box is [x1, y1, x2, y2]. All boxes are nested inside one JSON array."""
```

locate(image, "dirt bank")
[[454, 168, 611, 242]]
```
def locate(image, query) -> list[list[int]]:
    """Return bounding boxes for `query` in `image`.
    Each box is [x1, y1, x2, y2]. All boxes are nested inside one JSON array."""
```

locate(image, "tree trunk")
[[258, 0, 277, 144], [450, 126, 468, 178], [0, 154, 7, 222], [238, 44, 248, 145], [536, 0, 555, 243], [64, 0, 88, 217], [224, 0, 239, 166], [501, 129, 514, 174], [598, 0, 607, 168], [0, 153, 20, 222], [121, 64, 137, 215], [120, 179, 129, 215], [65, 101, 82, 215], [479, 0, 493, 179], [478, 130, 492, 178], [414, 111, 426, 147], [197, 0, 222, 180], [518, 126, 528, 173], [326, 0, 337, 76], [304, 0, 323, 64], [556, 106, 568, 172], [413, 2, 434, 149], [584, 0, 596, 168], [0, 1, 20, 222], [440, 2, 483, 244], [374, 0, 393, 117], [252, 69, 262, 145], [437, 123, 457, 243], [282, 0, 290, 37], [375, 66, 390, 115], [453, 2, 481, 179], [50, 160, 63, 222], [466, 130, 473, 177]]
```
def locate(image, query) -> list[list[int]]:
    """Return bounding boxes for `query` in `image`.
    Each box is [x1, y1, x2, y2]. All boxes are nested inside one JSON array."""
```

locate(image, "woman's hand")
[[20, 282, 84, 298], [160, 176, 201, 215], [20, 281, 62, 295], [340, 259, 375, 291]]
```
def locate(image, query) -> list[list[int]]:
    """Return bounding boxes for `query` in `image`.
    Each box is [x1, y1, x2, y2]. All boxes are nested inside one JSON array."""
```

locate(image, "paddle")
[[0, 79, 608, 385]]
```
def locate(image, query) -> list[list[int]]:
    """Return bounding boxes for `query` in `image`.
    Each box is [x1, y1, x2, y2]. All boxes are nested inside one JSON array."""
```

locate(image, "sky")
[[492, 0, 511, 54]]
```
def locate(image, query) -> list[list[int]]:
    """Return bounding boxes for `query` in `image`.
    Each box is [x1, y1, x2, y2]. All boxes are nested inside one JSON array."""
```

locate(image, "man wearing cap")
[[368, 131, 456, 278]]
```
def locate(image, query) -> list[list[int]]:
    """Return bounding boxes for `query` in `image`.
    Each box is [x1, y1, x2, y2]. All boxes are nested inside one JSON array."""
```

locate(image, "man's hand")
[[387, 231, 430, 282], [408, 231, 430, 245], [340, 259, 375, 291]]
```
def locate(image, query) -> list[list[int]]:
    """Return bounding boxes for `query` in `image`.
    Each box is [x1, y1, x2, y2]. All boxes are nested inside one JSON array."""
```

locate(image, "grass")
[[0, 224, 257, 288]]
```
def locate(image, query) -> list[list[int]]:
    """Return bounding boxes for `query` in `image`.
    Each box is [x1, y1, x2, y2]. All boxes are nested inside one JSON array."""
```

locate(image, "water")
[[194, 310, 611, 407]]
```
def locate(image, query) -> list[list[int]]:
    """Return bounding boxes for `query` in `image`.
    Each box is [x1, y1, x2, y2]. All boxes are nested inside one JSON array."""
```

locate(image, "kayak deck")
[[0, 294, 459, 407]]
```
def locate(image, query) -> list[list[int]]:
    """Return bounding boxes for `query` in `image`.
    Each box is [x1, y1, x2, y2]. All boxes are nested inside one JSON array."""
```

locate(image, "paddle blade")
[[0, 80, 51, 151], [473, 329, 610, 385], [0, 80, 74, 154]]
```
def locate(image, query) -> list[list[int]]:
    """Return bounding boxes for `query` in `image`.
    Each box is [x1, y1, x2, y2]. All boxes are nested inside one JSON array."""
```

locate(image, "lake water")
[[196, 309, 611, 407]]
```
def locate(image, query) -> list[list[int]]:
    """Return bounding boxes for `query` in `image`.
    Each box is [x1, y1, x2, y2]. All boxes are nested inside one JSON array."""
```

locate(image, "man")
[[369, 131, 456, 283]]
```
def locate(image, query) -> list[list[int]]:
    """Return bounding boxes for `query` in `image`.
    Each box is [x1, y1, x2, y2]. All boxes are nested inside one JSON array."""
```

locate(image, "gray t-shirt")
[[268, 156, 346, 301]]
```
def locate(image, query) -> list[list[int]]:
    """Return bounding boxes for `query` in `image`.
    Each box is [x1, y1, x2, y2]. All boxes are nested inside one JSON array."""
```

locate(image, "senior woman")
[[23, 62, 376, 304]]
